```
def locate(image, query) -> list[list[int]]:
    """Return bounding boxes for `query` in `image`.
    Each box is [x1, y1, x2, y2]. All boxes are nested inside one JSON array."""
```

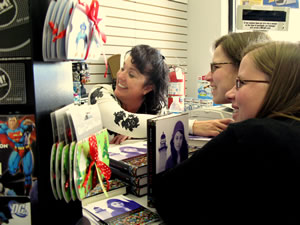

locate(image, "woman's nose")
[[117, 69, 126, 79], [225, 86, 236, 102], [205, 71, 212, 82]]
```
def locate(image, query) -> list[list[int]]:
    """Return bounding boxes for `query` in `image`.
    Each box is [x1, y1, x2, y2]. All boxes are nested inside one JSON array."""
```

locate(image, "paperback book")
[[83, 194, 160, 225], [109, 140, 148, 177], [82, 178, 128, 206], [188, 135, 211, 148]]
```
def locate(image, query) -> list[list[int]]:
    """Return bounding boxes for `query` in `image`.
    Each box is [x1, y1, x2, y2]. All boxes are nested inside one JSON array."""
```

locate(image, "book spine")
[[129, 185, 147, 197], [110, 159, 132, 173], [110, 158, 147, 177], [147, 119, 156, 208], [111, 167, 147, 186]]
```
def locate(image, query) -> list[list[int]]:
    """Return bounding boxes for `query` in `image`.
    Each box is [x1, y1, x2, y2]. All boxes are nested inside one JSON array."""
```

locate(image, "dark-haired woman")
[[165, 120, 188, 170], [89, 45, 169, 144]]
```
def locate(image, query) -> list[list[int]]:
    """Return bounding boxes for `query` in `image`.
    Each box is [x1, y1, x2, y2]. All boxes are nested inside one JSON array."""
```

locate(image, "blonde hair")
[[243, 41, 300, 121]]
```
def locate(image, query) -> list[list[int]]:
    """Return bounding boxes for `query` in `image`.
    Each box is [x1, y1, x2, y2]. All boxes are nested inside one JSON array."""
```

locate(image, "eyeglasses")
[[210, 62, 233, 73], [236, 77, 269, 90]]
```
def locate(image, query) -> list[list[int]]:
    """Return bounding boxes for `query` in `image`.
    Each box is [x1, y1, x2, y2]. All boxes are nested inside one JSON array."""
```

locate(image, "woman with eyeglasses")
[[153, 41, 300, 224], [191, 31, 271, 136]]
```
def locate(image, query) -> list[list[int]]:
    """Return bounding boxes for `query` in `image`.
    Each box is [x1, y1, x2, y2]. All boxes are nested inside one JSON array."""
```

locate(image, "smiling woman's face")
[[225, 54, 270, 122], [205, 45, 238, 104], [114, 56, 153, 105]]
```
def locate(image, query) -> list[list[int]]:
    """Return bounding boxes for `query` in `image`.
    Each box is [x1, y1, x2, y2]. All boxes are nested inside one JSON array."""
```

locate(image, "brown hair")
[[214, 31, 271, 69], [243, 41, 300, 121]]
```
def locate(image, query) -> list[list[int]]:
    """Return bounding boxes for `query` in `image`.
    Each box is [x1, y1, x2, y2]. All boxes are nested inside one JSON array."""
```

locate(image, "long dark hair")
[[126, 45, 169, 114], [170, 121, 188, 164]]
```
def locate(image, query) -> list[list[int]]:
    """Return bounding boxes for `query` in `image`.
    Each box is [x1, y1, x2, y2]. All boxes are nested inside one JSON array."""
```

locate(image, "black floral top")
[[88, 84, 166, 138]]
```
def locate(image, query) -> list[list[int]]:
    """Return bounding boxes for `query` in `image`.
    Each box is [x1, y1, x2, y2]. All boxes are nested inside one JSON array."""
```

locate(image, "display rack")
[[0, 1, 82, 224]]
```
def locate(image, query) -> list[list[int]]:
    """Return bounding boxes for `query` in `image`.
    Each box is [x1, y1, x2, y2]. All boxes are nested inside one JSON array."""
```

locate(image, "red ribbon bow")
[[52, 30, 67, 42], [49, 21, 58, 35], [49, 20, 68, 43], [83, 134, 111, 192]]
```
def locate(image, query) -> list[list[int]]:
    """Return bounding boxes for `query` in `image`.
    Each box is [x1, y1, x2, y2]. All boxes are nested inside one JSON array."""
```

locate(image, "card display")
[[42, 0, 107, 63], [49, 103, 115, 203]]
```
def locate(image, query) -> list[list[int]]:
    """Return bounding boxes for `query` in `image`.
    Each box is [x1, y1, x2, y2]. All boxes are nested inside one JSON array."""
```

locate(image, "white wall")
[[187, 0, 228, 98], [86, 0, 188, 93], [86, 0, 229, 98]]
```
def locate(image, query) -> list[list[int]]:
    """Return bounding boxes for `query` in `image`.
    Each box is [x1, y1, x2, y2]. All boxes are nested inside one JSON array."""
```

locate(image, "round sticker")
[[0, 0, 17, 28], [0, 68, 11, 101]]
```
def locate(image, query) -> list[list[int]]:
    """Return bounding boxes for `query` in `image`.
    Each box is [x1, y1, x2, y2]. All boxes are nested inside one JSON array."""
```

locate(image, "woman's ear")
[[143, 84, 154, 95]]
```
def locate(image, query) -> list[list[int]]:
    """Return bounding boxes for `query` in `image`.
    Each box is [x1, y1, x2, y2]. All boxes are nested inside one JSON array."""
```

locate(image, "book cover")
[[0, 114, 36, 196], [109, 140, 148, 177], [83, 195, 160, 225], [0, 196, 31, 225], [147, 112, 189, 207], [188, 135, 211, 148], [67, 104, 103, 141], [82, 178, 128, 206], [109, 140, 147, 161]]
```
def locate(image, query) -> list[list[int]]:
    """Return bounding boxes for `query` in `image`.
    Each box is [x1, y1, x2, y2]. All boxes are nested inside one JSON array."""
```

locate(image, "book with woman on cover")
[[82, 194, 160, 224], [147, 112, 189, 207], [109, 140, 148, 177]]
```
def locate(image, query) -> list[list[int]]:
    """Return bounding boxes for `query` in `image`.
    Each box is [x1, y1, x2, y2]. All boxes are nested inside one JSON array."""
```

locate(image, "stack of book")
[[108, 140, 148, 197]]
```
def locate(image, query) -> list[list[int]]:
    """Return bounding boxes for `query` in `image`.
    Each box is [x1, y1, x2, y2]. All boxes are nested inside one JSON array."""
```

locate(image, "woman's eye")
[[214, 65, 220, 71]]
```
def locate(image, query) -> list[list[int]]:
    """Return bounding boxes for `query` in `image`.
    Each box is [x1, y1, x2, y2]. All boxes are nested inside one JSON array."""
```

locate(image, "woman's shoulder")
[[228, 117, 300, 140], [88, 84, 115, 104], [230, 117, 300, 129], [165, 156, 174, 169], [90, 84, 114, 94]]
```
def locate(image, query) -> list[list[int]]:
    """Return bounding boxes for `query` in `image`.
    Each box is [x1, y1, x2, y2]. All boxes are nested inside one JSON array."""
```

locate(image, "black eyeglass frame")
[[210, 62, 234, 73], [236, 77, 270, 90]]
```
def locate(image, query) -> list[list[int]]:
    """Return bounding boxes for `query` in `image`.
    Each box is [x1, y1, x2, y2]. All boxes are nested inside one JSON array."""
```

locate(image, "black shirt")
[[153, 118, 300, 225]]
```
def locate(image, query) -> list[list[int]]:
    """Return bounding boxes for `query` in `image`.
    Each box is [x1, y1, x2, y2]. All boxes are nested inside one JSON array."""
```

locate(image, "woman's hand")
[[192, 118, 233, 137], [110, 134, 132, 145]]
